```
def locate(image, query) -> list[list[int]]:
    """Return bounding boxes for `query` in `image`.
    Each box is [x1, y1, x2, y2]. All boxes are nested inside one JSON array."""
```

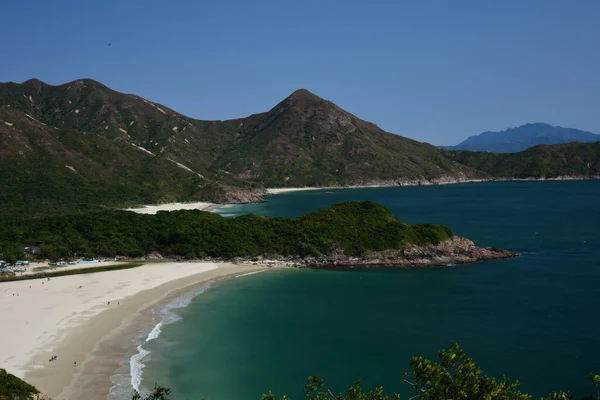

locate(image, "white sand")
[[0, 261, 264, 397], [126, 202, 215, 214], [265, 187, 324, 194]]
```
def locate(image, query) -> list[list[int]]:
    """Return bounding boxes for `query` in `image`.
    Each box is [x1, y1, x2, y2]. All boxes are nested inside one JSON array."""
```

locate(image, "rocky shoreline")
[[217, 175, 600, 204], [224, 237, 516, 269]]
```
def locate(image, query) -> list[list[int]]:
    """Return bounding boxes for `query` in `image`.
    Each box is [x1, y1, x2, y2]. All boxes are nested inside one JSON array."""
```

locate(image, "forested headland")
[[0, 202, 455, 263]]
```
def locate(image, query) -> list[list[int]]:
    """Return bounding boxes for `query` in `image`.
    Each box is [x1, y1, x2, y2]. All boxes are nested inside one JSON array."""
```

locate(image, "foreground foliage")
[[0, 369, 39, 400], [133, 344, 599, 400], [0, 202, 452, 262]]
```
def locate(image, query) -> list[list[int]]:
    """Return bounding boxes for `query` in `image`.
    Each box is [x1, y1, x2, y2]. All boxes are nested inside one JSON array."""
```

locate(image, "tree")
[[590, 374, 600, 400], [132, 384, 171, 400], [404, 342, 532, 400], [128, 345, 597, 400], [259, 343, 581, 400]]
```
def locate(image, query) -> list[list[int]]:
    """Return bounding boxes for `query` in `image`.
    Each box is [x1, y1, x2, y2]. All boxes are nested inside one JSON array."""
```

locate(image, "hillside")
[[208, 89, 475, 186], [450, 141, 600, 179], [444, 123, 600, 153], [2, 79, 600, 217], [0, 79, 480, 215], [0, 105, 209, 215]]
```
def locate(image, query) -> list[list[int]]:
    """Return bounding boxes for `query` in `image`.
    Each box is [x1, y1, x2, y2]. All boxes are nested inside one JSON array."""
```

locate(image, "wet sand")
[[0, 262, 265, 399]]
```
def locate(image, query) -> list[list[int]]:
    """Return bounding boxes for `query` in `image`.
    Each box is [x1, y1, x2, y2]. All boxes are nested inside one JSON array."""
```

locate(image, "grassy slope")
[[0, 80, 473, 211], [209, 90, 475, 186], [0, 107, 207, 217]]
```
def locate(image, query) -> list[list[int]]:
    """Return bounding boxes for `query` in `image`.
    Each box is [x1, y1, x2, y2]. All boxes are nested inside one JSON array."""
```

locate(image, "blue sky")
[[1, 0, 599, 145]]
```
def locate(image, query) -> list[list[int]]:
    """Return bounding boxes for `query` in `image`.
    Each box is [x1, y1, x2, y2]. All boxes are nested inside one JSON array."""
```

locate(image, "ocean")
[[123, 182, 600, 399]]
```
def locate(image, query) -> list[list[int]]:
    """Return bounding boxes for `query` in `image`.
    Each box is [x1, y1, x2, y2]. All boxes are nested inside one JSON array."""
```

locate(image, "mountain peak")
[[22, 78, 48, 89], [282, 88, 323, 110], [62, 78, 107, 88], [22, 78, 46, 85]]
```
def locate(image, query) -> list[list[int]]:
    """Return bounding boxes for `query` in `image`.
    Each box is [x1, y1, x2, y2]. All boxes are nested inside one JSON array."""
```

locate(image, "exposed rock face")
[[293, 236, 515, 268], [401, 236, 515, 265], [198, 182, 266, 204]]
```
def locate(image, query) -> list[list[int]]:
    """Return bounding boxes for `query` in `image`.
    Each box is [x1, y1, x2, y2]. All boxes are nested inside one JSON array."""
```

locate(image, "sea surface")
[[134, 182, 600, 399]]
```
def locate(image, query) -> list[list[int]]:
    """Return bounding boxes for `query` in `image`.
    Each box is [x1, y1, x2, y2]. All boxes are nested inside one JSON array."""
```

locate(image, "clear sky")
[[1, 0, 599, 145]]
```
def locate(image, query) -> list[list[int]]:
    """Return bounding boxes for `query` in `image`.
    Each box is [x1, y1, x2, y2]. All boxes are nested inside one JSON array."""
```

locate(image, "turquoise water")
[[140, 182, 600, 399]]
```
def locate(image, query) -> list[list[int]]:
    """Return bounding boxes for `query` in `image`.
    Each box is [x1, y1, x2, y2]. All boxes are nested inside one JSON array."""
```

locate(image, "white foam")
[[236, 270, 267, 278], [146, 321, 163, 341], [129, 345, 150, 392], [124, 282, 214, 395]]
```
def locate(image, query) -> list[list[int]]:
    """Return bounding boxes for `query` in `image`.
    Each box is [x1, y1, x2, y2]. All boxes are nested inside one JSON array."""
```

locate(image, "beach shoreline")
[[0, 261, 267, 399], [125, 202, 216, 214], [125, 177, 599, 215]]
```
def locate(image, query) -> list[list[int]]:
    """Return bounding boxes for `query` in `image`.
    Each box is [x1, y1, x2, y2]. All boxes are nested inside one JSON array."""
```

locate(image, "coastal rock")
[[296, 236, 515, 269], [197, 182, 266, 204]]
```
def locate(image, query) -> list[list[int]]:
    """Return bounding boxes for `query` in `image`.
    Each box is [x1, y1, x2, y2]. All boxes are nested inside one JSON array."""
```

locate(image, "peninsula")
[[0, 202, 514, 270]]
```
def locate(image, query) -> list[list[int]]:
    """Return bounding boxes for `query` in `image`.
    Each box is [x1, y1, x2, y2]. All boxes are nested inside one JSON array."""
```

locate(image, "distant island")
[[0, 202, 514, 269], [1, 79, 599, 218], [443, 122, 600, 153]]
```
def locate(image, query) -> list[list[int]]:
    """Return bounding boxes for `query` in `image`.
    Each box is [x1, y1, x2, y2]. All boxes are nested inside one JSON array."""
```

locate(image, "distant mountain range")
[[0, 79, 599, 216], [443, 123, 600, 153]]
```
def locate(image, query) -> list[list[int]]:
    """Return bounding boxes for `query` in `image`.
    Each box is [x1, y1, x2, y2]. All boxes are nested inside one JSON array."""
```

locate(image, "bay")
[[141, 181, 600, 399]]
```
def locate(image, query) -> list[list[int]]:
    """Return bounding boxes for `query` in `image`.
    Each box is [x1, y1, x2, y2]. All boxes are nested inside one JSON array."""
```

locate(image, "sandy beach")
[[126, 202, 216, 214], [0, 261, 265, 399], [265, 187, 325, 194]]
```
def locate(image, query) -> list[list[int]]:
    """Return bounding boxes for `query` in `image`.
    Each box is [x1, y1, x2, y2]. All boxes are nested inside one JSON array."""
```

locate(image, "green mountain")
[[207, 89, 474, 186], [1, 78, 599, 217], [0, 79, 478, 215], [450, 141, 600, 179], [0, 105, 208, 215], [444, 122, 600, 153]]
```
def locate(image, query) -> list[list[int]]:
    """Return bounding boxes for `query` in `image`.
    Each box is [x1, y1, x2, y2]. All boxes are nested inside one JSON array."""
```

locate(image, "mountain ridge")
[[1, 78, 599, 216], [444, 122, 600, 153], [0, 78, 478, 183]]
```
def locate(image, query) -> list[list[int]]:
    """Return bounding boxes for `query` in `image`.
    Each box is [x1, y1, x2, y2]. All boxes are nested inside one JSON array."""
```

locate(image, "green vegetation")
[[131, 343, 599, 400], [0, 369, 39, 400], [0, 80, 480, 217], [0, 262, 143, 282], [0, 202, 452, 261], [2, 79, 598, 219], [2, 79, 599, 219], [206, 89, 471, 188], [450, 142, 600, 179]]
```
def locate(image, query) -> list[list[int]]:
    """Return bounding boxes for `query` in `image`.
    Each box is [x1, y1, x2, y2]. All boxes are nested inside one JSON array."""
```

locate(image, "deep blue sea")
[[135, 182, 600, 399]]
